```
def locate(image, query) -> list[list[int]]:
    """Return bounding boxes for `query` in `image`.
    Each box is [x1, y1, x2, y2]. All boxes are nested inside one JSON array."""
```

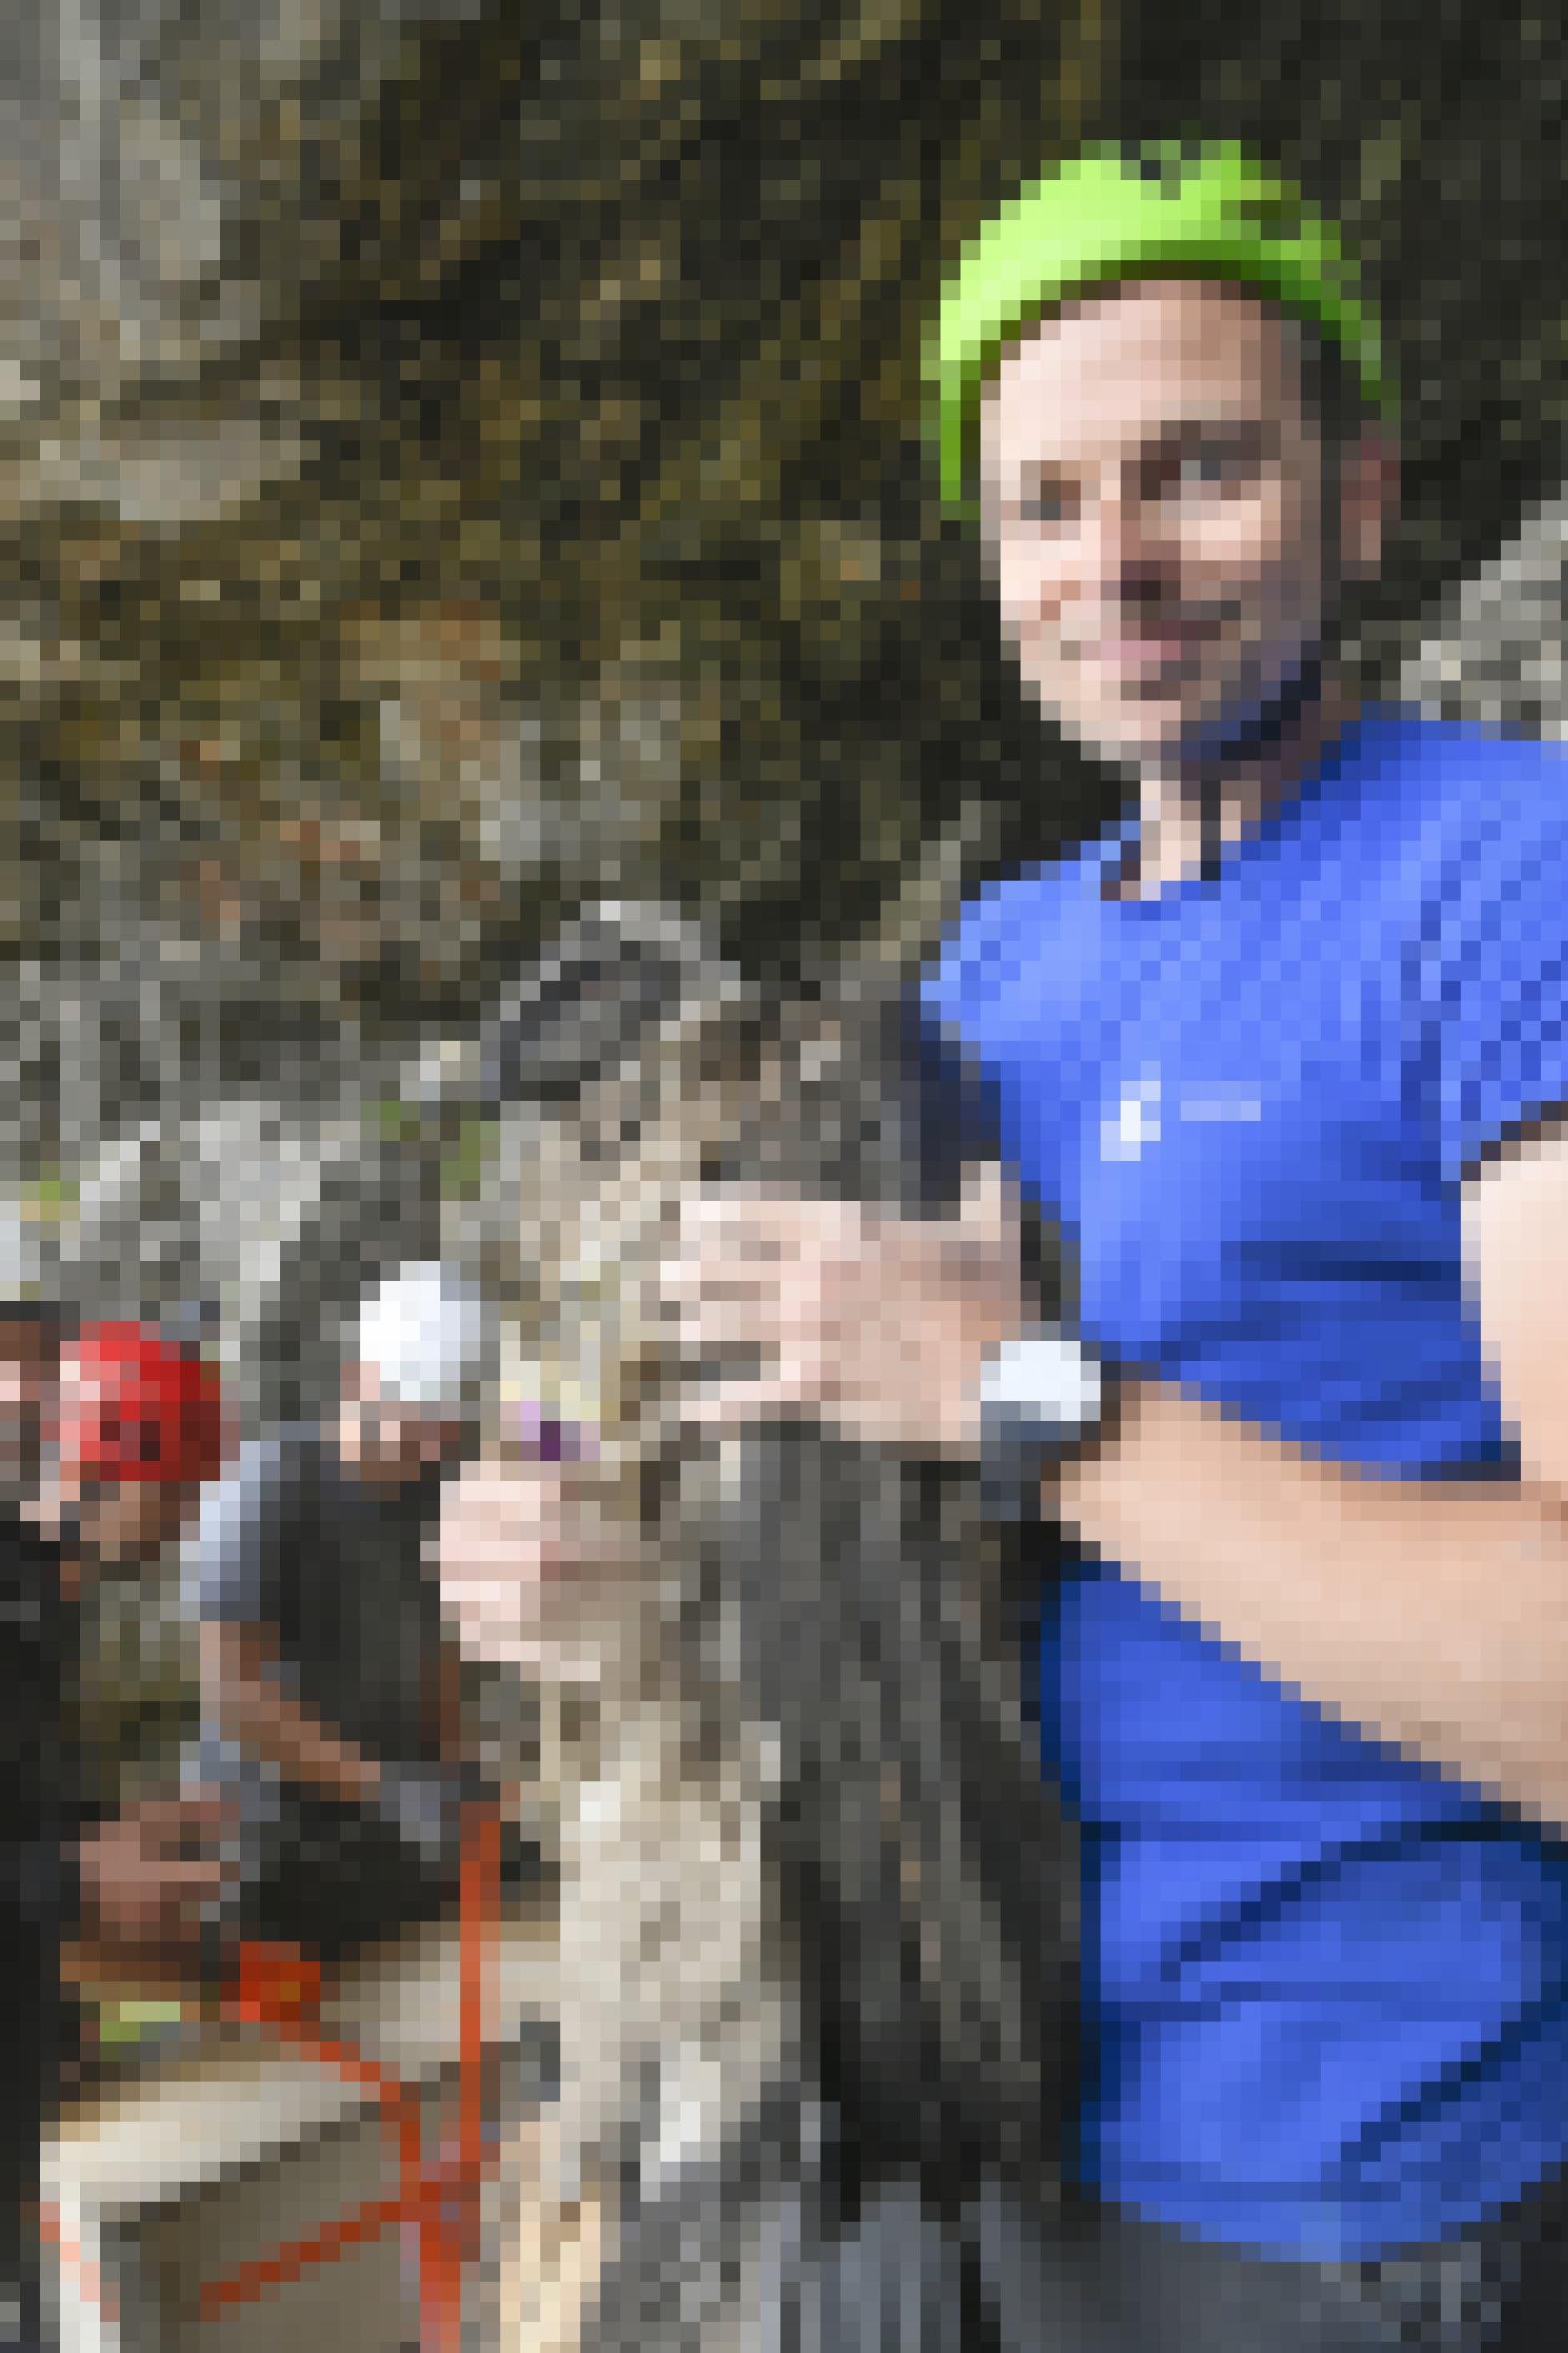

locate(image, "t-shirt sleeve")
[[896, 977, 1005, 1211], [1433, 793, 1568, 1183], [183, 1436, 292, 1628]]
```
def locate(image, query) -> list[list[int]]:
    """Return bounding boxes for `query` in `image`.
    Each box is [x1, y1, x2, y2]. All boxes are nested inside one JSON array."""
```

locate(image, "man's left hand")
[[75, 1789, 238, 1970]]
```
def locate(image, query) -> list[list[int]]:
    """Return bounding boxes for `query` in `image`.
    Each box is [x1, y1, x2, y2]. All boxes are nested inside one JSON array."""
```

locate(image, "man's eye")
[[1016, 489, 1069, 525], [1177, 444, 1255, 488]]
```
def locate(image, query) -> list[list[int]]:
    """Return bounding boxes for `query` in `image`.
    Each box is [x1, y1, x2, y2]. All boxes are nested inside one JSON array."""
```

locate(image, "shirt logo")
[[1179, 1082, 1263, 1125], [1102, 1073, 1162, 1162], [1100, 1073, 1264, 1161]]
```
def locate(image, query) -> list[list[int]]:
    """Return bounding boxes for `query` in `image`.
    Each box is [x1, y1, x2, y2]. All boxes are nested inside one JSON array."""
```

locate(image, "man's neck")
[[1121, 667, 1357, 898], [335, 1407, 404, 1489]]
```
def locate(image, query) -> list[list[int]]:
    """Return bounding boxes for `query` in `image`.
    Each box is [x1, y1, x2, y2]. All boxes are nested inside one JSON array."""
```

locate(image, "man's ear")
[[1341, 425, 1398, 578]]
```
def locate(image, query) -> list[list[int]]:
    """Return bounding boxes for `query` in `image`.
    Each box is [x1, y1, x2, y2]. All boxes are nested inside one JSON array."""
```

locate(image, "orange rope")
[[52, 1809, 506, 2347], [255, 2014, 427, 2221], [420, 1801, 501, 2351], [199, 2188, 421, 2316], [462, 1807, 502, 2243]]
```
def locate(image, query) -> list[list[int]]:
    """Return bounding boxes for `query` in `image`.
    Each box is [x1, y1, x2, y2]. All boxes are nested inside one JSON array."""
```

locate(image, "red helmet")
[[58, 1322, 228, 1487]]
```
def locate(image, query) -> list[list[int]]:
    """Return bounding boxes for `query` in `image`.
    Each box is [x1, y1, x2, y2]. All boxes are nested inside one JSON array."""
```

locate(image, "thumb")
[[956, 1159, 1013, 1241]]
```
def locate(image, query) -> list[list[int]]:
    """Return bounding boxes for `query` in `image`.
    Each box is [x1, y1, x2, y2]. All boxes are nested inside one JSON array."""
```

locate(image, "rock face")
[[1402, 496, 1568, 742], [9, 0, 1568, 1370], [1, 0, 1097, 1383]]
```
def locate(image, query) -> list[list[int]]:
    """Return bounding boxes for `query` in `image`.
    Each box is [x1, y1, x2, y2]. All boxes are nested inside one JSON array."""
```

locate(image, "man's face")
[[977, 278, 1385, 773], [0, 1322, 50, 1507], [70, 1478, 193, 1569], [343, 1363, 463, 1484]]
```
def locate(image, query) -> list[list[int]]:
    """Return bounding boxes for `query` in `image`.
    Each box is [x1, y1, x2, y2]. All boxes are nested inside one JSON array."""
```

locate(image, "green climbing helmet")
[[928, 140, 1394, 518]]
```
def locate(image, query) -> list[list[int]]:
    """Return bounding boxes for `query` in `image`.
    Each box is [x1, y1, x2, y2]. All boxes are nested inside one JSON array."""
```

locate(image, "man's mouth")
[[1089, 621, 1215, 669]]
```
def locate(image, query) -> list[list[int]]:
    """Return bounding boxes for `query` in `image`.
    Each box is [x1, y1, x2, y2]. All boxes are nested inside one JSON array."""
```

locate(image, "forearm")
[[1054, 1379, 1568, 1832], [203, 1627, 383, 1807], [226, 1683, 383, 1806]]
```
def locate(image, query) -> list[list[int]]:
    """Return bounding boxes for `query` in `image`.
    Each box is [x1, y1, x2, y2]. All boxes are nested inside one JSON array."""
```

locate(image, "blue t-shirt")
[[921, 706, 1568, 2262]]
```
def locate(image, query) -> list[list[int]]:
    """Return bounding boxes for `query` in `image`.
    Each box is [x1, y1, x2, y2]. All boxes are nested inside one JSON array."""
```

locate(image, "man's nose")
[[1079, 493, 1177, 600]]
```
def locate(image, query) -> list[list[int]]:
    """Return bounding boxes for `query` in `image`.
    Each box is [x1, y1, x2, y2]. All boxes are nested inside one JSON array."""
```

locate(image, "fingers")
[[438, 1460, 620, 1663], [442, 1497, 563, 1559], [657, 1248, 786, 1330], [668, 1187, 867, 1267], [78, 1835, 231, 1957], [658, 1189, 862, 1431], [441, 1463, 566, 1548], [657, 1267, 781, 1315], [447, 1459, 564, 1506], [672, 1379, 823, 1431], [126, 1791, 238, 1842], [660, 1235, 831, 1343], [663, 1307, 783, 1364]]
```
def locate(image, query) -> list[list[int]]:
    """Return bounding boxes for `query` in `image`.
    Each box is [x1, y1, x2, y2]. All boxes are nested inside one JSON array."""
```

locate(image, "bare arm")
[[1055, 1126, 1568, 1832], [1056, 1381, 1568, 1828], [200, 1620, 385, 1809]]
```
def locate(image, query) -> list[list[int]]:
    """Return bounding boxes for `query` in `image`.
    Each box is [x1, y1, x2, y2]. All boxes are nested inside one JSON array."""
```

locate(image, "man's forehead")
[[981, 277, 1300, 459]]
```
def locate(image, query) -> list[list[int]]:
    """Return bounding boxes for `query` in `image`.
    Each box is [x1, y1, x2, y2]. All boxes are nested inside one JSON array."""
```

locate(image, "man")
[[50, 1320, 234, 1957], [0, 1303, 61, 1513], [664, 145, 1568, 2348], [48, 1322, 234, 2028], [1, 1315, 229, 2350], [43, 1316, 231, 1596], [189, 1260, 495, 1962], [0, 1305, 77, 2351]]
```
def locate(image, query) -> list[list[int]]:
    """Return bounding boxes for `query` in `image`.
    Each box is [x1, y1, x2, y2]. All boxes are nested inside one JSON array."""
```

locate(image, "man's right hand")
[[658, 1165, 1029, 1455], [438, 1459, 631, 1663], [75, 1789, 239, 1971]]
